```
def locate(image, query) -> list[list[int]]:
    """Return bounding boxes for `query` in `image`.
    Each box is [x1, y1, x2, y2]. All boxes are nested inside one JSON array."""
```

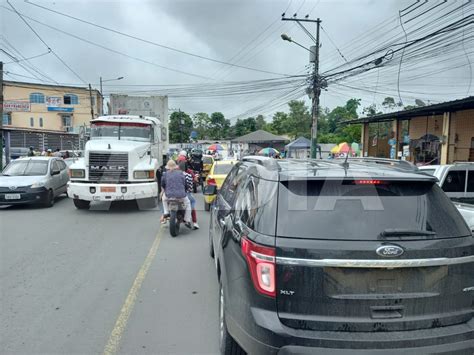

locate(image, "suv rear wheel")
[[219, 282, 245, 355]]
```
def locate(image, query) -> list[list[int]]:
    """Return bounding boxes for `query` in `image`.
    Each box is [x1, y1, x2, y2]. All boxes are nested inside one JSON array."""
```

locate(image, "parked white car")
[[0, 157, 69, 207], [419, 163, 474, 203]]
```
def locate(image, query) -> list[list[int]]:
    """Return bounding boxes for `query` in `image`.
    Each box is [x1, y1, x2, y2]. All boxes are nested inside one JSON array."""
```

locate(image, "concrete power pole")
[[282, 16, 322, 159]]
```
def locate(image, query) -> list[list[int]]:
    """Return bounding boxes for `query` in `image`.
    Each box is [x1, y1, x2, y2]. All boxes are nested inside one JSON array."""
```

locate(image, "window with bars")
[[64, 94, 79, 105], [30, 92, 45, 104]]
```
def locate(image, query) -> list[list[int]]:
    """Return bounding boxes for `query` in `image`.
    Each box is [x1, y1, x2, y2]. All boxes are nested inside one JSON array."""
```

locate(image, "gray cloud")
[[1, 0, 472, 122]]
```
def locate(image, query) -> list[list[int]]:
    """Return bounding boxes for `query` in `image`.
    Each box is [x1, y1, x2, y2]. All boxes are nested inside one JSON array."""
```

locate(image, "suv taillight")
[[241, 237, 276, 298]]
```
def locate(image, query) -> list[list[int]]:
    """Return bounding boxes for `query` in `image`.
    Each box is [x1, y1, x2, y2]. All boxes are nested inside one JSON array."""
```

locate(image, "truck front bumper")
[[67, 181, 157, 202]]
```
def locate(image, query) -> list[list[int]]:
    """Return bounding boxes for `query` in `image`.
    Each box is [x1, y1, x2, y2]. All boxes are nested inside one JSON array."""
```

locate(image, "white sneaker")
[[193, 222, 200, 230]]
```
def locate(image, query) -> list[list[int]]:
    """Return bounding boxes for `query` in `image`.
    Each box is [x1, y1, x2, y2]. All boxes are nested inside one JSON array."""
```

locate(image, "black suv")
[[208, 157, 473, 354]]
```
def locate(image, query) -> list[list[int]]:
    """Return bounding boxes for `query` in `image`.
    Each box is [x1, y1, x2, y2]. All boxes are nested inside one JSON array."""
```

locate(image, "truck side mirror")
[[161, 128, 168, 141]]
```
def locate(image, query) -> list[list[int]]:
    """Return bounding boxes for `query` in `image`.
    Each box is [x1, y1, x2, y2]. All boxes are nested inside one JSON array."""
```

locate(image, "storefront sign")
[[47, 107, 74, 112], [3, 101, 31, 112], [46, 96, 62, 106]]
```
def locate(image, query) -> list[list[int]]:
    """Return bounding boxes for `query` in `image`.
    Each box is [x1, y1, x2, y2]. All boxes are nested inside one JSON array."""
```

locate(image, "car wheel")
[[73, 199, 90, 210], [43, 189, 55, 208], [204, 202, 210, 211], [219, 282, 245, 355]]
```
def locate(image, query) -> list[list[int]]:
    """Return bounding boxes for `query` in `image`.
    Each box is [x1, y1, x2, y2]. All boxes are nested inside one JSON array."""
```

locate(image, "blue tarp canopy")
[[285, 137, 311, 150]]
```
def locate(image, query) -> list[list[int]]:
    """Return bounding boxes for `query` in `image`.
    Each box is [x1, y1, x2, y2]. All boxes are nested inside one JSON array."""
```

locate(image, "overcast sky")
[[1, 0, 473, 121]]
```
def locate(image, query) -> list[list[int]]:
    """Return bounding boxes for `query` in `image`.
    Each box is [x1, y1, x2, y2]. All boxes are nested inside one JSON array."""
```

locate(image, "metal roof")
[[231, 130, 288, 143], [285, 137, 311, 149], [345, 96, 474, 125]]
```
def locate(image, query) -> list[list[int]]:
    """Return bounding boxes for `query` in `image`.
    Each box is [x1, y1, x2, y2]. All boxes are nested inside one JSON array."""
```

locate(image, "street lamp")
[[100, 76, 124, 96], [99, 76, 124, 115], [281, 34, 312, 53]]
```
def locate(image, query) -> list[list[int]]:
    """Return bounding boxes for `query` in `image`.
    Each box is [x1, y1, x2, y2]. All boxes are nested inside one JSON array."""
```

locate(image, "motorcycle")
[[168, 198, 186, 237]]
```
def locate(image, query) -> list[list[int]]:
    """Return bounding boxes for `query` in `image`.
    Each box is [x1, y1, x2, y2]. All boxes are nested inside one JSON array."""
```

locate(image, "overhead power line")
[[6, 0, 86, 84], [0, 5, 213, 81], [24, 0, 292, 77]]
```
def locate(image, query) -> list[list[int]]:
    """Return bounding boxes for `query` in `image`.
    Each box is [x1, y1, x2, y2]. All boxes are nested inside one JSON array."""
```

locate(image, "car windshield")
[[213, 164, 233, 175], [90, 122, 152, 142], [277, 180, 470, 240], [2, 160, 49, 176], [203, 157, 213, 164]]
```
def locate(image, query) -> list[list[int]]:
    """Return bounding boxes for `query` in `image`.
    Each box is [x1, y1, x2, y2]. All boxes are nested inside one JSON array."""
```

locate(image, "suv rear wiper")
[[380, 229, 437, 238]]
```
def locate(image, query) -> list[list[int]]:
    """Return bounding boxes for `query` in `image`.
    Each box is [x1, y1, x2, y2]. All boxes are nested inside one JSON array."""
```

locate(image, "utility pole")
[[0, 61, 3, 169], [89, 84, 94, 119], [282, 15, 322, 159]]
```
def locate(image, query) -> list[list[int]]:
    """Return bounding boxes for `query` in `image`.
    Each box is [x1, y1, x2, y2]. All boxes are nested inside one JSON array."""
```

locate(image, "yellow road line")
[[103, 226, 163, 355]]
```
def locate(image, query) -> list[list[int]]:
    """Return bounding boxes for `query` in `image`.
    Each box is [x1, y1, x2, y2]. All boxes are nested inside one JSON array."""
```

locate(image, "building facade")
[[2, 81, 102, 134], [347, 96, 474, 165]]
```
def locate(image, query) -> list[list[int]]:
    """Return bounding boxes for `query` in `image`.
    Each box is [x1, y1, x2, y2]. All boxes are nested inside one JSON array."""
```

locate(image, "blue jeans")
[[187, 193, 196, 209]]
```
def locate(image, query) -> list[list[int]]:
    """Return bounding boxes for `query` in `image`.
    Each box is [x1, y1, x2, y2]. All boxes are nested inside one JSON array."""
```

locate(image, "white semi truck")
[[67, 115, 167, 210]]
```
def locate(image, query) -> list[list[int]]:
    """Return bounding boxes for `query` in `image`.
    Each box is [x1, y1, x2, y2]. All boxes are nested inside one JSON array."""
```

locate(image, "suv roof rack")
[[242, 156, 280, 169], [343, 157, 418, 171]]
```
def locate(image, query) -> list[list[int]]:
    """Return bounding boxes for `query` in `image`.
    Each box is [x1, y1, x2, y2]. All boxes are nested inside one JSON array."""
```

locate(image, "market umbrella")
[[336, 142, 352, 154], [330, 144, 339, 154], [207, 144, 224, 151], [351, 142, 360, 154], [258, 147, 279, 156]]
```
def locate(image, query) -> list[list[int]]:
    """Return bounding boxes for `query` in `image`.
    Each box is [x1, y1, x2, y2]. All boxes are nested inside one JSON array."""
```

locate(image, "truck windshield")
[[90, 122, 152, 142]]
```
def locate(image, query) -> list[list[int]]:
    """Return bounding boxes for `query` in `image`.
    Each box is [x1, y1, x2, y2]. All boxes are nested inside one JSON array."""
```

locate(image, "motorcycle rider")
[[189, 149, 204, 174], [180, 163, 200, 230], [160, 160, 192, 228]]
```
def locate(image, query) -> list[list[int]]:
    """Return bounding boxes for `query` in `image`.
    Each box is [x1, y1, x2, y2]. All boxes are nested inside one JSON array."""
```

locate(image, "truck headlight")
[[134, 170, 155, 179], [70, 169, 85, 178], [31, 181, 46, 188]]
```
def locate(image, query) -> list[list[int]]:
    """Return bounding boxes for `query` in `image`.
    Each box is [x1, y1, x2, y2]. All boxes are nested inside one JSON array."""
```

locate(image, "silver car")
[[0, 157, 69, 207]]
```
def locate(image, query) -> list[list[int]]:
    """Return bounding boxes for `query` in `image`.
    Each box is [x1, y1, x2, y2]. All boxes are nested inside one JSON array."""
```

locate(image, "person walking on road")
[[27, 146, 35, 157], [182, 165, 200, 230], [160, 160, 192, 228]]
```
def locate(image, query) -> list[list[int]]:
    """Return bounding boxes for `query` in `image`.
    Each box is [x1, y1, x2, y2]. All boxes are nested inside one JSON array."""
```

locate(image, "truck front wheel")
[[73, 199, 90, 210]]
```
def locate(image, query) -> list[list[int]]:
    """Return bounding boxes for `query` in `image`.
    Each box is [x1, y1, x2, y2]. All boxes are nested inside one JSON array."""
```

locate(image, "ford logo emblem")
[[376, 245, 404, 257], [8, 186, 17, 191]]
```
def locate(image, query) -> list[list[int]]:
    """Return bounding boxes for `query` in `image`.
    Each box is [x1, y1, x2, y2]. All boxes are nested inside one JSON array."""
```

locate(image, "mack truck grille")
[[89, 152, 129, 182]]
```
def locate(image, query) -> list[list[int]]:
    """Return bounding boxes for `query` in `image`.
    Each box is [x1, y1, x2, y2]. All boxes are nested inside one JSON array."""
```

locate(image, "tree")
[[208, 112, 230, 140], [255, 115, 268, 130], [286, 100, 312, 139], [270, 111, 289, 135], [381, 97, 402, 112], [234, 117, 257, 137], [169, 110, 193, 144], [362, 104, 382, 117], [192, 112, 210, 139]]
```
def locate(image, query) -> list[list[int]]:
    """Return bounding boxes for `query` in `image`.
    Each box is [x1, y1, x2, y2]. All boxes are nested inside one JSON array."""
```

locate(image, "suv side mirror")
[[204, 185, 217, 196]]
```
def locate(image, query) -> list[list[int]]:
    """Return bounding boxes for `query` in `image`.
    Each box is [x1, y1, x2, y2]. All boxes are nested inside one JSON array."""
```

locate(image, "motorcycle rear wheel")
[[169, 210, 180, 237]]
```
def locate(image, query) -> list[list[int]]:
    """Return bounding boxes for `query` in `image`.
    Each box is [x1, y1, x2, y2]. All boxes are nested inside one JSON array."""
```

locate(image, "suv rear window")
[[277, 180, 470, 240]]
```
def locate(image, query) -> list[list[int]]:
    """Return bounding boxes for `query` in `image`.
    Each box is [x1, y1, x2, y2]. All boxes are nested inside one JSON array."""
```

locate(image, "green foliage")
[[269, 111, 289, 135], [208, 112, 231, 140], [192, 112, 210, 139], [169, 110, 193, 143]]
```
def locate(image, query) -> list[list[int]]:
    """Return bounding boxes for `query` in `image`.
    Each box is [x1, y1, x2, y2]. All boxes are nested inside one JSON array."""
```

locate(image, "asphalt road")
[[0, 194, 219, 355]]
